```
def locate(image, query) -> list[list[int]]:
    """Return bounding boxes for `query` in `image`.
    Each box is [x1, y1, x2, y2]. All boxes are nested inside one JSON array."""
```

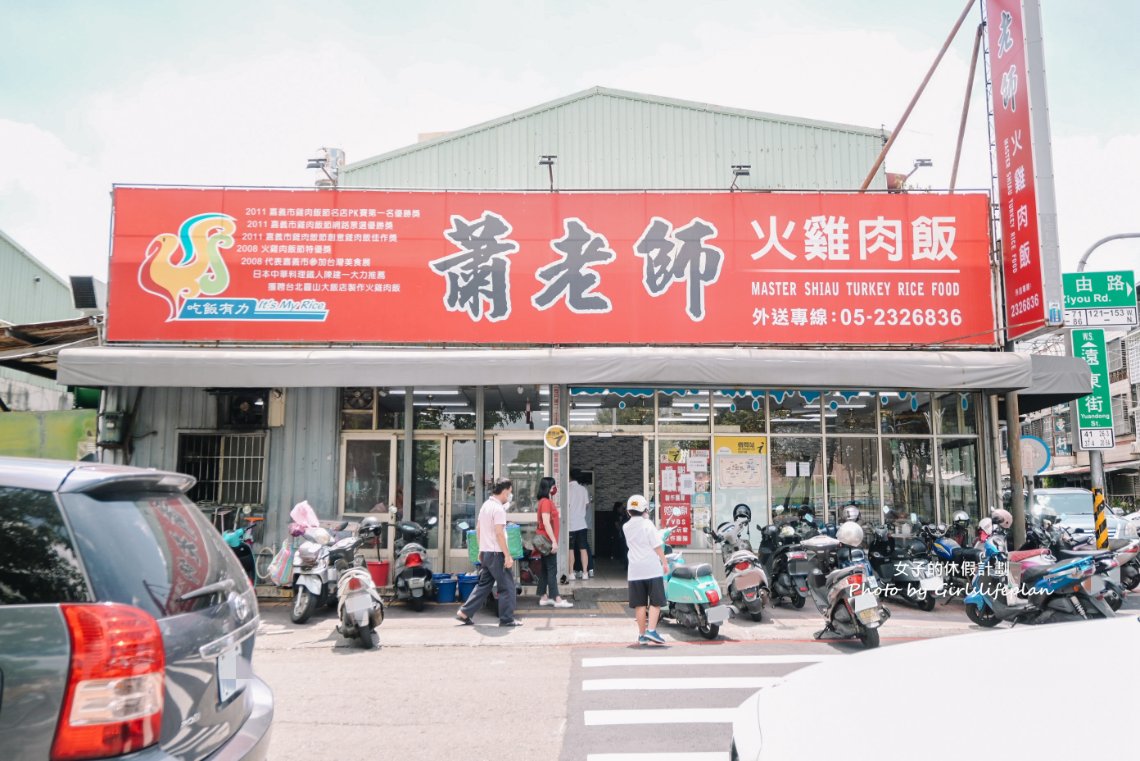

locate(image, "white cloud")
[[1, 6, 1134, 295]]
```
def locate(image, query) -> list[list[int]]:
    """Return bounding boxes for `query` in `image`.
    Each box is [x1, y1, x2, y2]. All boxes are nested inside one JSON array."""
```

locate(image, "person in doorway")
[[623, 493, 669, 646], [535, 477, 573, 608], [455, 479, 523, 627], [568, 470, 594, 579]]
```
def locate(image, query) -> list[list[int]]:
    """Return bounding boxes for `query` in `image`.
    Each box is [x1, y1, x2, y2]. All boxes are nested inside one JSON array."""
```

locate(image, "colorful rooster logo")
[[138, 213, 236, 320]]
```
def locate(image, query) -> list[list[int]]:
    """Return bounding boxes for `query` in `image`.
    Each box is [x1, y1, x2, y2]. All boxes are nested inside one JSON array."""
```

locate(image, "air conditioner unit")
[[69, 276, 107, 316]]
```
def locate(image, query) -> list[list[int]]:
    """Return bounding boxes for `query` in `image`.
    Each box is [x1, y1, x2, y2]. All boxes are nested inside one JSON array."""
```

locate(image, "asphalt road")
[[251, 591, 1140, 761]]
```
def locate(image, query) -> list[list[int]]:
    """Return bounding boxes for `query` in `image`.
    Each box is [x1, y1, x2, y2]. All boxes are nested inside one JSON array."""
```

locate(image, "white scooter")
[[333, 516, 386, 648]]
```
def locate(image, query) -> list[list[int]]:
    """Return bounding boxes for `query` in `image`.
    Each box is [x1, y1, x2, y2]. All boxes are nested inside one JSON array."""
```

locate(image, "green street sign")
[[1063, 271, 1137, 327], [1071, 327, 1115, 450]]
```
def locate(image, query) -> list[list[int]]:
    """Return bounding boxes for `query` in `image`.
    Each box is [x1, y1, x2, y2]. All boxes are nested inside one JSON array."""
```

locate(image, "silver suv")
[[1032, 487, 1138, 542], [0, 457, 273, 761]]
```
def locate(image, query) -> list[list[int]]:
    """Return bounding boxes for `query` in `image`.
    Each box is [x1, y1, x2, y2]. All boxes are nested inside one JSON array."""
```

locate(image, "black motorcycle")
[[868, 525, 943, 611]]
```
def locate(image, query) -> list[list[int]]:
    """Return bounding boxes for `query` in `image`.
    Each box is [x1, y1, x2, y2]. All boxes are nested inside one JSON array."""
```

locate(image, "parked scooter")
[[1021, 511, 1135, 611], [393, 516, 438, 610], [868, 523, 944, 611], [291, 521, 362, 624], [964, 510, 1115, 627], [923, 521, 984, 599], [335, 516, 386, 649], [705, 507, 769, 622], [662, 527, 732, 639], [804, 523, 890, 649], [222, 524, 255, 584], [758, 523, 807, 608]]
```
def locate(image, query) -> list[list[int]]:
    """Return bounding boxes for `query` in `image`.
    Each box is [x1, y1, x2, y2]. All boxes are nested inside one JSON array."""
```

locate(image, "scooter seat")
[[1056, 548, 1113, 560], [671, 563, 713, 580], [952, 547, 982, 563], [1009, 549, 1049, 563], [1021, 559, 1081, 588]]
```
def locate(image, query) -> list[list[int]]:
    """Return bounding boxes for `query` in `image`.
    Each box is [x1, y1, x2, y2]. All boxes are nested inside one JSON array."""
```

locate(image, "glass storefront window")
[[880, 392, 933, 435], [343, 439, 394, 515], [826, 437, 879, 523], [938, 393, 977, 435], [770, 391, 822, 434], [340, 387, 407, 430], [824, 391, 877, 435], [395, 439, 442, 549], [658, 391, 711, 433], [713, 391, 766, 433], [413, 386, 477, 430], [881, 438, 936, 527], [769, 437, 824, 524], [657, 437, 712, 549], [487, 385, 550, 431], [939, 439, 980, 522], [499, 439, 546, 515], [448, 439, 492, 553]]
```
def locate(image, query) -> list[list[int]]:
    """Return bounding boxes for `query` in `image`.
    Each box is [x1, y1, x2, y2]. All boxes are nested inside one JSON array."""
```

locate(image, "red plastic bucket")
[[367, 560, 390, 587]]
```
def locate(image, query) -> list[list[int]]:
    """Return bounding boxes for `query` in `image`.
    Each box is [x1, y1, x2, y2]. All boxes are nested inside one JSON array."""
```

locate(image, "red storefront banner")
[[986, 0, 1047, 340], [659, 463, 692, 547], [107, 187, 997, 346]]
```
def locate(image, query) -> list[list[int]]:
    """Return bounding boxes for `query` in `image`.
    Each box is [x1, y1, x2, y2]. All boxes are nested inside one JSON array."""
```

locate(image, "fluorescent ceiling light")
[[413, 401, 470, 407], [572, 402, 602, 408]]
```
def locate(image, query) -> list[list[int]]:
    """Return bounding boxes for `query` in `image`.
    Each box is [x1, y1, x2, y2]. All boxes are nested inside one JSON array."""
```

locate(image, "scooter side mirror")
[[427, 516, 439, 528]]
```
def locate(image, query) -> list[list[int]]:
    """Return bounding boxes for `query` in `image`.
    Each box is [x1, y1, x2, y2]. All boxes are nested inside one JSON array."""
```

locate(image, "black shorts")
[[569, 528, 590, 552], [628, 577, 666, 609]]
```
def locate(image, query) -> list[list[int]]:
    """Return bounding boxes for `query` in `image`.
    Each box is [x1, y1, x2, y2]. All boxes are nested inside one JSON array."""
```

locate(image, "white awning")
[[58, 345, 1033, 391]]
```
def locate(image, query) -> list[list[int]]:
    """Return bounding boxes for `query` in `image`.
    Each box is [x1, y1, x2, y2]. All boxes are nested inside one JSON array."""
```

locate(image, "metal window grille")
[[1108, 338, 1125, 373], [1112, 394, 1130, 436], [177, 432, 267, 506]]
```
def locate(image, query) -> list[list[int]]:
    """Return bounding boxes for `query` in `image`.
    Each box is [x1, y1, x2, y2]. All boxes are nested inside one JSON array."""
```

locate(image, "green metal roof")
[[342, 86, 887, 191]]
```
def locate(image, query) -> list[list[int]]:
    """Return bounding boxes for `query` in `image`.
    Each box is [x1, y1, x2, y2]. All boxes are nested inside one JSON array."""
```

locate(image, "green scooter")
[[661, 527, 732, 639]]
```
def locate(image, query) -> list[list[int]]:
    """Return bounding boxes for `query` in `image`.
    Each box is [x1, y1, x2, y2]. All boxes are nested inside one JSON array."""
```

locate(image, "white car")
[[731, 615, 1140, 761]]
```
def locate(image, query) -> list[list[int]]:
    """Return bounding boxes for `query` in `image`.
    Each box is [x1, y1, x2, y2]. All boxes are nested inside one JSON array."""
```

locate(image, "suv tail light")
[[52, 604, 165, 761]]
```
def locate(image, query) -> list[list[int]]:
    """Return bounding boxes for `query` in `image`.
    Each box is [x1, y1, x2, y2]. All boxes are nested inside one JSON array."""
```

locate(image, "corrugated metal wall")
[[342, 89, 885, 191], [1, 231, 81, 402], [0, 231, 78, 324], [105, 386, 339, 545]]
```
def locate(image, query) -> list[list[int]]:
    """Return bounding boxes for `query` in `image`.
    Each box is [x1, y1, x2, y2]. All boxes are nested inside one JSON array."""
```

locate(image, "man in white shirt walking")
[[567, 470, 594, 579], [622, 493, 669, 645], [455, 479, 523, 627]]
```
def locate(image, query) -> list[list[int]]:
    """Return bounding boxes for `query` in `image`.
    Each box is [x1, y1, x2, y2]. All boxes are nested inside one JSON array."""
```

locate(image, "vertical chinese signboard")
[[985, 0, 1063, 340], [1071, 328, 1114, 450], [659, 462, 692, 546]]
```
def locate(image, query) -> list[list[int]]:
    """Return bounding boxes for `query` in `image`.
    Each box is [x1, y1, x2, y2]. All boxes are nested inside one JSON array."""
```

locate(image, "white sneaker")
[[538, 598, 554, 607], [588, 570, 595, 578], [553, 599, 574, 608], [575, 572, 584, 580]]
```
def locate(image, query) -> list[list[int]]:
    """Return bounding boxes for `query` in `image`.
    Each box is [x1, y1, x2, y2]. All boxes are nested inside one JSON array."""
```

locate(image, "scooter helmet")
[[778, 524, 796, 540], [1033, 504, 1058, 528], [836, 522, 864, 547], [991, 508, 1014, 530], [716, 521, 734, 536], [841, 505, 861, 523], [952, 510, 970, 527], [733, 504, 752, 523], [359, 515, 384, 537], [626, 494, 649, 515]]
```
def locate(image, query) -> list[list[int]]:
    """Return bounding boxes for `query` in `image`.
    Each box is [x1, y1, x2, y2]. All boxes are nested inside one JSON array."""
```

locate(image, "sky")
[[1, 0, 1138, 283]]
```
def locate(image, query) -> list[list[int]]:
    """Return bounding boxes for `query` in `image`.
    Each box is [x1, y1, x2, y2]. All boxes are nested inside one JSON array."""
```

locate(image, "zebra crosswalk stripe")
[[582, 676, 779, 691], [581, 654, 834, 668], [584, 708, 736, 726]]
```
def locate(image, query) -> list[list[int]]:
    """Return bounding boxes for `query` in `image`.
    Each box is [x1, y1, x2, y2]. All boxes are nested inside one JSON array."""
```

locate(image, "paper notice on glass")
[[689, 456, 708, 473], [679, 473, 696, 495], [798, 461, 811, 477], [661, 466, 678, 492], [785, 462, 797, 478]]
